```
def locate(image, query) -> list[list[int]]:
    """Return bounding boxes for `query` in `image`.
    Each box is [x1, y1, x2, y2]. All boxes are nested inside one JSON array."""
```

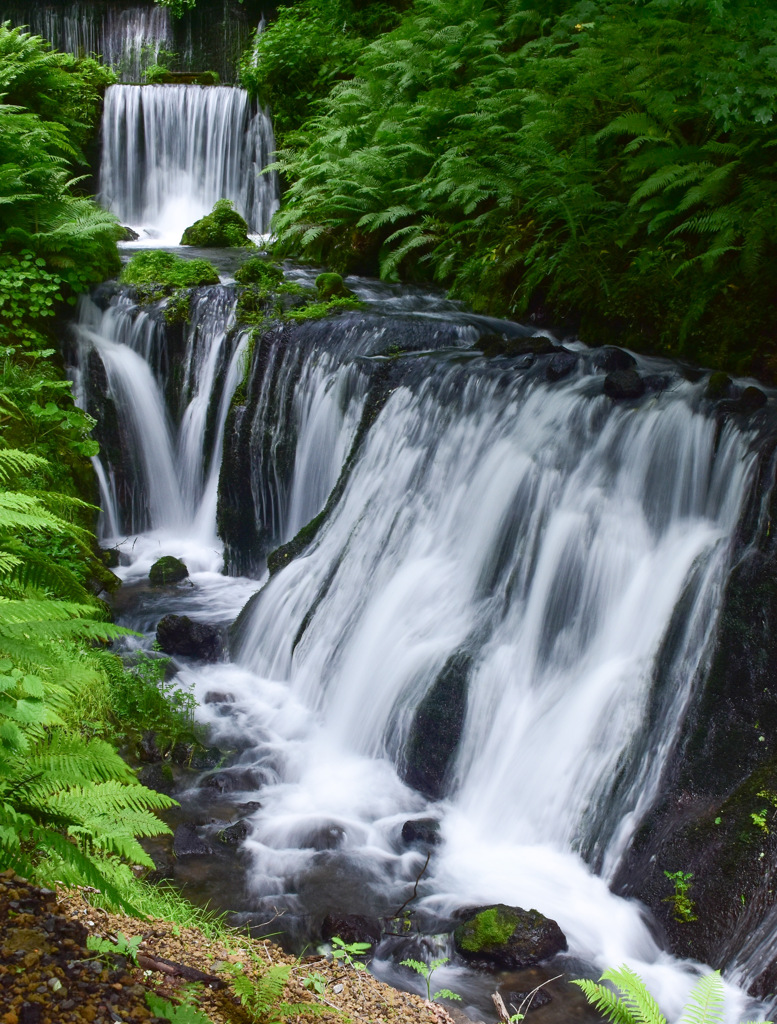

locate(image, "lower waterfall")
[[68, 272, 771, 1022]]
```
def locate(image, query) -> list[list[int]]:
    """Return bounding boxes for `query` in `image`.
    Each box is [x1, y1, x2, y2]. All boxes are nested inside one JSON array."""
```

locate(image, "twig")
[[393, 851, 431, 918]]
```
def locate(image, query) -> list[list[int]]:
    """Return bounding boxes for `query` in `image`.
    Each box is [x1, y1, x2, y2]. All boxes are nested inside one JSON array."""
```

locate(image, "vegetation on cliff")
[[257, 0, 777, 378]]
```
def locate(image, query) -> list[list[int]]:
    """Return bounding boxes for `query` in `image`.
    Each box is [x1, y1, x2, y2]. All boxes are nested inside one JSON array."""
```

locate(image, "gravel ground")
[[0, 872, 458, 1024]]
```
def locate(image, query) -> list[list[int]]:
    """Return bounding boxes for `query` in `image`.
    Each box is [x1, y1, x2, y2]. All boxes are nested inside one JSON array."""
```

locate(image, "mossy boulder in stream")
[[235, 257, 284, 287], [149, 555, 189, 586], [181, 199, 252, 247], [454, 904, 567, 968], [315, 272, 353, 300]]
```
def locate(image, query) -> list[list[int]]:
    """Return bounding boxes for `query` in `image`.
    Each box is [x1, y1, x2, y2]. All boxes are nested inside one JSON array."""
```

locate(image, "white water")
[[0, 3, 172, 80], [99, 84, 278, 242], [69, 274, 769, 1019]]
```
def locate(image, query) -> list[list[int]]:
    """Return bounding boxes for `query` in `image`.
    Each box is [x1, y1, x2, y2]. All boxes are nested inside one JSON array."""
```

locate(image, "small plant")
[[331, 936, 371, 970], [302, 971, 327, 995], [663, 870, 697, 923], [400, 957, 461, 1003], [146, 991, 215, 1024], [226, 954, 325, 1024], [574, 964, 771, 1024], [87, 932, 142, 964]]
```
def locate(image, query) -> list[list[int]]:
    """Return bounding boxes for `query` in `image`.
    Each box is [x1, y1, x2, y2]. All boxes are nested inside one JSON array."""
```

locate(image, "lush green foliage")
[[120, 250, 220, 289], [240, 0, 407, 143], [235, 257, 285, 287], [573, 965, 769, 1024], [0, 25, 120, 349], [180, 199, 253, 248], [270, 0, 777, 376], [0, 451, 174, 908]]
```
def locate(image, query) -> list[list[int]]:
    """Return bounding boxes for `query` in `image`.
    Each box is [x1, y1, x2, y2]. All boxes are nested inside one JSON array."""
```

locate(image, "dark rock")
[[137, 730, 163, 763], [321, 913, 382, 947], [705, 371, 734, 400], [156, 614, 224, 662], [137, 762, 176, 795], [235, 801, 262, 815], [217, 819, 250, 845], [739, 386, 768, 412], [173, 823, 214, 858], [19, 1004, 43, 1024], [503, 987, 552, 1013], [101, 547, 120, 568], [603, 368, 645, 400], [643, 374, 672, 393], [453, 904, 567, 969], [401, 651, 471, 800], [591, 346, 637, 373], [189, 746, 224, 771], [401, 818, 441, 847], [199, 767, 263, 793], [149, 555, 188, 586], [204, 691, 236, 704], [476, 333, 558, 359], [545, 350, 578, 382], [117, 225, 139, 242]]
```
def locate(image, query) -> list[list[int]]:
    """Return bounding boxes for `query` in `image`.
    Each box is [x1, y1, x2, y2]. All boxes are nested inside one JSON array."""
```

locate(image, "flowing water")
[[68, 265, 769, 1022], [100, 84, 278, 242]]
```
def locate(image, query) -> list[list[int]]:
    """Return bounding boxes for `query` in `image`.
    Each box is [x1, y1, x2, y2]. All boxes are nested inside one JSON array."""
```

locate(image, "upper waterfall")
[[99, 84, 278, 241]]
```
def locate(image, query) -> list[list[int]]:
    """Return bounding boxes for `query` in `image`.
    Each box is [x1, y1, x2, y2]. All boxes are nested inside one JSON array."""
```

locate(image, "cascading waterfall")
[[71, 285, 249, 576], [99, 84, 278, 240], [0, 3, 172, 80]]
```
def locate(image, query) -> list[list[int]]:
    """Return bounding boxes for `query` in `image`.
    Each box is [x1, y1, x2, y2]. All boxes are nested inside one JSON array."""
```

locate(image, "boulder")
[[149, 555, 188, 586], [453, 904, 567, 969], [199, 767, 264, 793], [298, 823, 346, 851], [216, 819, 250, 846], [705, 371, 734, 401], [503, 986, 552, 1013], [156, 613, 224, 662], [401, 651, 471, 799], [603, 368, 645, 400], [545, 350, 578, 382], [181, 199, 251, 247], [315, 272, 354, 300], [739, 385, 768, 413], [591, 346, 637, 373], [476, 333, 557, 359], [401, 818, 441, 847], [235, 258, 284, 287], [321, 913, 382, 948], [173, 823, 214, 858]]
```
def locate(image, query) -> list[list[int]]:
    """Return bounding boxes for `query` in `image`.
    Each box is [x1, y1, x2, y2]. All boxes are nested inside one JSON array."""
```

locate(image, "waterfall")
[[0, 3, 172, 81], [71, 285, 248, 576], [99, 84, 278, 241]]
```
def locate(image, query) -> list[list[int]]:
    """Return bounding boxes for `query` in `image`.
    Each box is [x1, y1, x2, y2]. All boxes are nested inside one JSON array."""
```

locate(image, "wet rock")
[[173, 823, 214, 858], [476, 333, 558, 359], [117, 225, 139, 241], [216, 819, 250, 846], [591, 346, 637, 373], [705, 371, 735, 400], [180, 198, 250, 247], [149, 555, 188, 586], [643, 373, 672, 393], [402, 652, 471, 800], [156, 613, 224, 662], [235, 801, 262, 815], [100, 547, 120, 568], [189, 745, 224, 771], [137, 730, 163, 763], [137, 762, 176, 795], [199, 767, 263, 794], [203, 691, 236, 704], [503, 987, 552, 1013], [453, 904, 567, 969], [315, 272, 354, 300], [321, 913, 382, 947], [603, 368, 645, 400], [739, 385, 768, 412], [545, 350, 578, 382], [401, 818, 441, 847]]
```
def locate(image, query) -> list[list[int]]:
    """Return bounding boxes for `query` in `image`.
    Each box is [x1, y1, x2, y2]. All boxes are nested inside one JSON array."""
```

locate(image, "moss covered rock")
[[120, 250, 219, 290], [315, 272, 354, 300], [149, 555, 189, 586], [453, 904, 567, 968], [235, 257, 284, 287], [181, 199, 252, 248]]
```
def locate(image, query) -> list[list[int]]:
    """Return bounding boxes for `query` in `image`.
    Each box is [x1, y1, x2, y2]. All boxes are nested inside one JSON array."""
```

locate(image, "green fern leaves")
[[573, 966, 771, 1024]]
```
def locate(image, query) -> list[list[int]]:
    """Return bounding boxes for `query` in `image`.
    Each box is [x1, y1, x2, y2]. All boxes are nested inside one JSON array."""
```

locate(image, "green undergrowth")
[[120, 251, 220, 302], [181, 199, 254, 248], [265, 0, 777, 380]]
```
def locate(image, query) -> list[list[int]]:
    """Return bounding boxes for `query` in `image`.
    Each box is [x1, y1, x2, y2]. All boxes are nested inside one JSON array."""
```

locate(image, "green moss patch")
[[149, 555, 189, 586], [120, 251, 219, 297], [455, 906, 518, 952], [235, 257, 284, 287], [180, 199, 253, 248], [315, 272, 354, 300]]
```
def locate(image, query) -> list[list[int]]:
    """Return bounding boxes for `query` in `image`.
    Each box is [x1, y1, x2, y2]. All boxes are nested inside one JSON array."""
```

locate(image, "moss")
[[455, 907, 518, 952], [120, 251, 219, 290], [285, 296, 364, 320], [149, 555, 188, 586], [163, 288, 191, 325], [315, 272, 354, 300], [180, 199, 253, 248], [235, 257, 284, 287]]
